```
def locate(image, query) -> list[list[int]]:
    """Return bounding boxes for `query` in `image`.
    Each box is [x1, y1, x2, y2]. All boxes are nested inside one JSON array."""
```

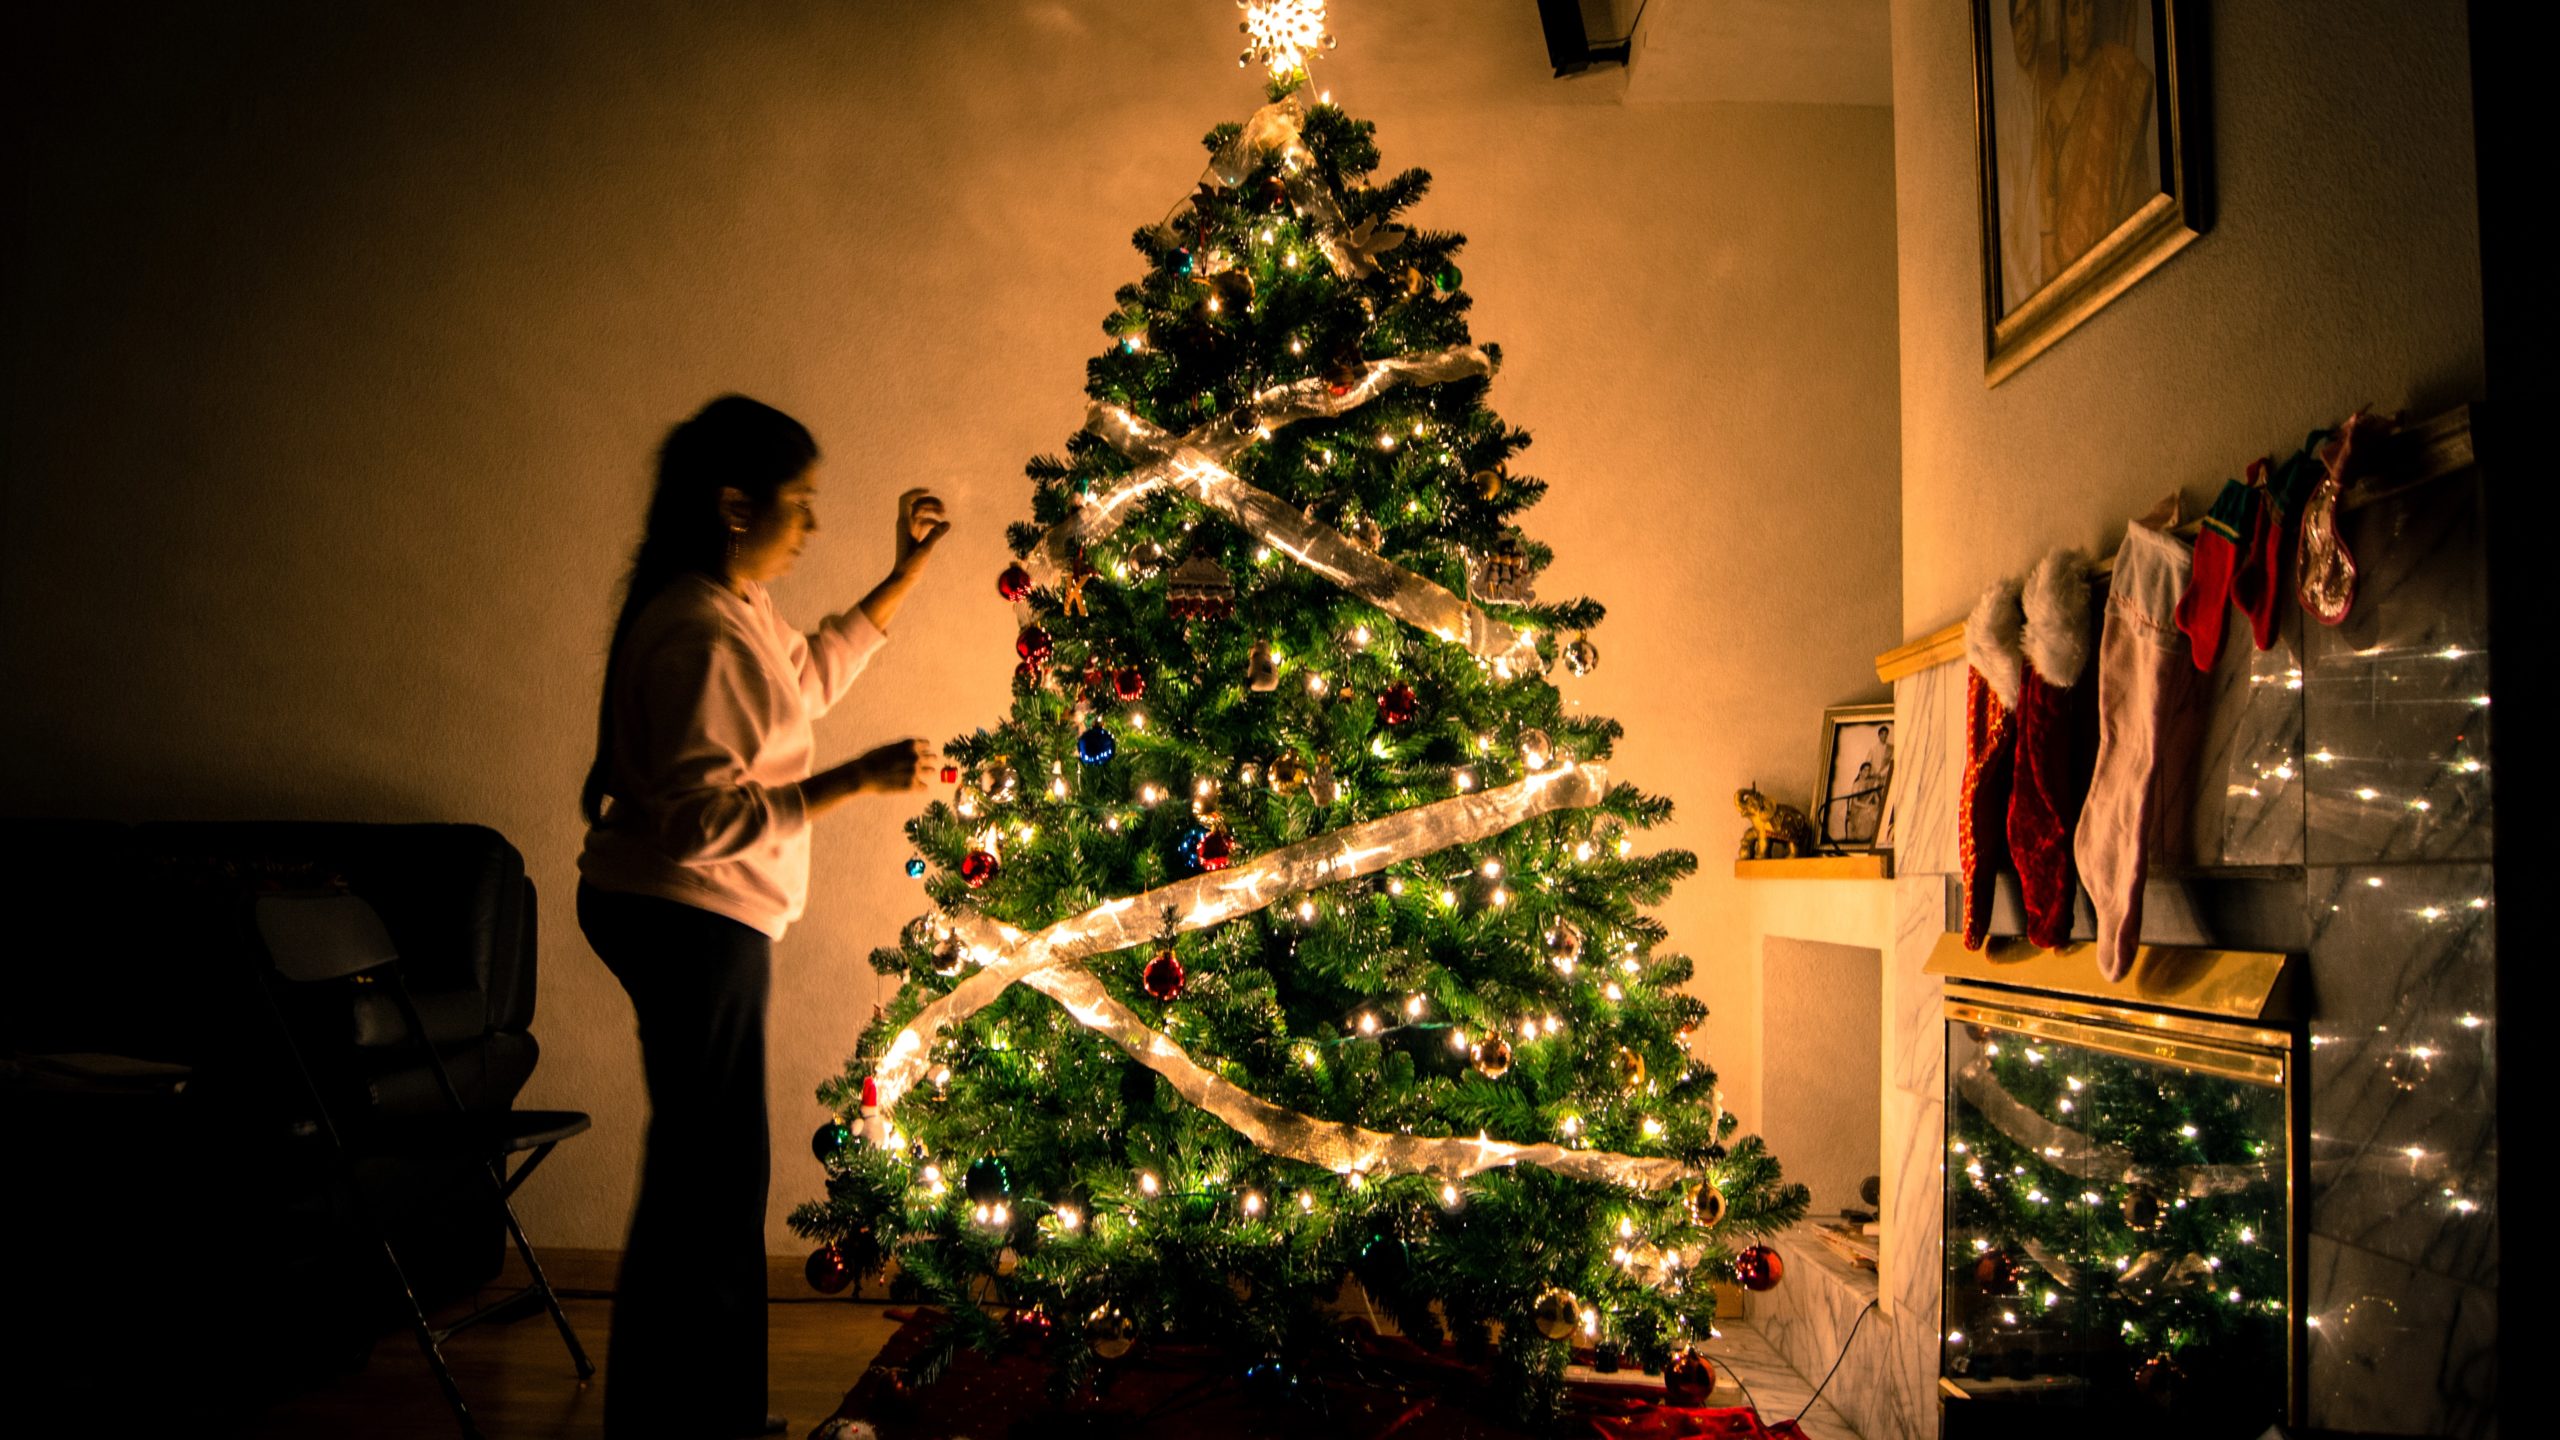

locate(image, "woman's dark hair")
[[581, 395, 819, 826]]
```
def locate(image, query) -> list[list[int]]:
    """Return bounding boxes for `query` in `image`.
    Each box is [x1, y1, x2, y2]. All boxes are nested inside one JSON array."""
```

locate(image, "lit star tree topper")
[[1239, 0, 1335, 80]]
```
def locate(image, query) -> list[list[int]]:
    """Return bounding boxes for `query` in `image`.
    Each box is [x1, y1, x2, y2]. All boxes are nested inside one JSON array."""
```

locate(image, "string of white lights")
[[875, 762, 1604, 1111], [1024, 347, 1541, 673], [1021, 961, 1696, 1189]]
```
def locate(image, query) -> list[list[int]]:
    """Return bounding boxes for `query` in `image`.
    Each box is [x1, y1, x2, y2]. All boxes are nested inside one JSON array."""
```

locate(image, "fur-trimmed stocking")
[[2007, 548, 2094, 950], [1960, 579, 2026, 950], [2075, 520, 2197, 981]]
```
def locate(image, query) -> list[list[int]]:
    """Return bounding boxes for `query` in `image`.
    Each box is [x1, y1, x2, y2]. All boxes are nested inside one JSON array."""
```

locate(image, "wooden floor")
[[235, 1251, 906, 1440], [231, 1251, 1858, 1439]]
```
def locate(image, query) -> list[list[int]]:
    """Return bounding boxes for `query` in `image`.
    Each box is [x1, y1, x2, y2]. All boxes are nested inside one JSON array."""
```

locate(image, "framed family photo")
[[1813, 703, 1896, 853], [1972, 0, 2209, 385]]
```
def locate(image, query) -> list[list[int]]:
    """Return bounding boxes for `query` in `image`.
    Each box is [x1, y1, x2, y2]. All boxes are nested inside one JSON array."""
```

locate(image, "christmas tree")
[[794, 14, 1807, 1420]]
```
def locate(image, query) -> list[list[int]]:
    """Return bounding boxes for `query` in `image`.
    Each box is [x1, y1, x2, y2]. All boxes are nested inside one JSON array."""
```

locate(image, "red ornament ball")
[[1734, 1244, 1784, 1292], [1016, 625, 1053, 663], [997, 563, 1033, 601], [1141, 949, 1187, 1001], [960, 850, 1001, 888], [1663, 1350, 1718, 1406], [1195, 828, 1235, 871], [1973, 1251, 2019, 1296], [805, 1243, 854, 1294], [1114, 666, 1147, 701], [1378, 683, 1419, 727]]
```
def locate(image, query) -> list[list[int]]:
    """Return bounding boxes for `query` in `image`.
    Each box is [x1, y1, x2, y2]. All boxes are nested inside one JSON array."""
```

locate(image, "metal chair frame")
[[251, 892, 593, 1439]]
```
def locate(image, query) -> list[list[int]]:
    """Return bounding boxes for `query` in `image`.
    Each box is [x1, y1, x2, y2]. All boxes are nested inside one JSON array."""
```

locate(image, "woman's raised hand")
[[895, 489, 950, 574], [851, 737, 940, 794]]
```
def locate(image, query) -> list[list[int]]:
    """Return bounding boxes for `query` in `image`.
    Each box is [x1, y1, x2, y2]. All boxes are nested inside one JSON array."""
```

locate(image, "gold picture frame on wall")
[[1973, 0, 2209, 386]]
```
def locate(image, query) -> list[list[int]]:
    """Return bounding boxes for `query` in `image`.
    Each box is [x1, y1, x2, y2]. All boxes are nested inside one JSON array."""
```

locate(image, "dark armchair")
[[0, 819, 560, 1423]]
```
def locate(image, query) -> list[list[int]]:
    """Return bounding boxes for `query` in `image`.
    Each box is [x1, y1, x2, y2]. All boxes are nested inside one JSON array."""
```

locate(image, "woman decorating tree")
[[576, 394, 947, 1438]]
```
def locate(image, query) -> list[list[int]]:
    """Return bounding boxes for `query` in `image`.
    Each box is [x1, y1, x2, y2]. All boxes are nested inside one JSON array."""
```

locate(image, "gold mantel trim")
[[1875, 622, 1967, 684], [1945, 989, 2286, 1085], [1923, 931, 2291, 1022]]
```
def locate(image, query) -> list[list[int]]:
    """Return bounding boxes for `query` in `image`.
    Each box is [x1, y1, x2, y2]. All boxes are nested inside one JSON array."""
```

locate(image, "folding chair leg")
[[485, 1156, 595, 1382], [383, 1237, 486, 1440]]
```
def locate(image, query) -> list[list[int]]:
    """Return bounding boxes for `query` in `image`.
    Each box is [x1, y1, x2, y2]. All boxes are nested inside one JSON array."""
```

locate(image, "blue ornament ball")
[[1177, 825, 1208, 870], [1078, 724, 1118, 765], [904, 857, 926, 878]]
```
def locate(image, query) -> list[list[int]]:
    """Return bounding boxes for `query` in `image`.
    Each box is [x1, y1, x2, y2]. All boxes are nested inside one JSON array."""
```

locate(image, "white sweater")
[[579, 574, 887, 938]]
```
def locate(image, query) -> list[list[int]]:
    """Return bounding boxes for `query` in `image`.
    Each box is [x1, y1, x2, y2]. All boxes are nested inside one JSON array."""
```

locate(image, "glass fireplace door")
[[1942, 985, 2295, 1434]]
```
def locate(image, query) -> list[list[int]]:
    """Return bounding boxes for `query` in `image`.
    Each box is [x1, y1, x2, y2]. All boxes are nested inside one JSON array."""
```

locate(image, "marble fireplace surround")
[[1758, 415, 2495, 1439]]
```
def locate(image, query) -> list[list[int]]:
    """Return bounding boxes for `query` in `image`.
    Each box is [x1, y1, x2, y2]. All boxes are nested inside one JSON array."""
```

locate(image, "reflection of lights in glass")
[[2355, 787, 2380, 800]]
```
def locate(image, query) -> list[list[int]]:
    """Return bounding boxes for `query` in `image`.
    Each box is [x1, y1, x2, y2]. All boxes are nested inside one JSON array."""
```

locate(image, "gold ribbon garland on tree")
[[872, 763, 1699, 1190]]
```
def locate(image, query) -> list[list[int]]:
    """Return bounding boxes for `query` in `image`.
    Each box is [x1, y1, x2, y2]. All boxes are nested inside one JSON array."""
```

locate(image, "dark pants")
[[577, 884, 772, 1438]]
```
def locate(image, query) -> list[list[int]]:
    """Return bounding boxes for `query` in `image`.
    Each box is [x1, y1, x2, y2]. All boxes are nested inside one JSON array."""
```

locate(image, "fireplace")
[[1930, 935, 2299, 1437]]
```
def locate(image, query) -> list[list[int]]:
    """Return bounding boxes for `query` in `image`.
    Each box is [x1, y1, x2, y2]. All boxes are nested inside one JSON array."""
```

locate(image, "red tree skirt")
[[820, 1310, 1812, 1440]]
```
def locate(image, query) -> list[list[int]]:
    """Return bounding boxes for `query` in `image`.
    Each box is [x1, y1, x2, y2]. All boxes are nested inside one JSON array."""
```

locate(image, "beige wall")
[[1891, 0, 2482, 631], [2, 2, 1899, 1251]]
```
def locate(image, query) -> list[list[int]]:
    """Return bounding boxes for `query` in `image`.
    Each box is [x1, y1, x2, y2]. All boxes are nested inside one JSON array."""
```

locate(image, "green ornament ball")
[[965, 1156, 1013, 1204]]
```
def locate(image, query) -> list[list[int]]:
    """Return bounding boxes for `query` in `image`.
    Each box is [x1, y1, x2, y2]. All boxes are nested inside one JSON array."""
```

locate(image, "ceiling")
[[1312, 0, 1892, 109]]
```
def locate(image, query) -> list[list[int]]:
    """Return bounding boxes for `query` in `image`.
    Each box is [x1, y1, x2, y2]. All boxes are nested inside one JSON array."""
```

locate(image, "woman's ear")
[[718, 485, 754, 531]]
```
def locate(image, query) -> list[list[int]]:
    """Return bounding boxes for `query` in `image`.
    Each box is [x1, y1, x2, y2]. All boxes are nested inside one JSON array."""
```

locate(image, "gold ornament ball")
[[1690, 1183, 1728, 1229], [1517, 728, 1554, 770], [1613, 1046, 1648, 1093], [1471, 468, 1505, 501], [1531, 1288, 1582, 1342], [1085, 1306, 1138, 1360], [1471, 1034, 1513, 1079], [1348, 515, 1384, 553], [2122, 1186, 2164, 1231], [1269, 754, 1309, 793]]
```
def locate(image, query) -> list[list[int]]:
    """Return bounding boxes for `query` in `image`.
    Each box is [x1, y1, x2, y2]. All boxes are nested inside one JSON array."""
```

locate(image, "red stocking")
[[2173, 478, 2255, 672], [2076, 521, 2197, 981], [1960, 580, 2025, 950], [2227, 459, 2288, 652], [2008, 548, 2093, 950]]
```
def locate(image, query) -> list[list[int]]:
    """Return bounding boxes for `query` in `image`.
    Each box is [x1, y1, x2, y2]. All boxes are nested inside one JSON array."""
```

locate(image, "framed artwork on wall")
[[1813, 703, 1896, 852], [1972, 0, 2209, 385]]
